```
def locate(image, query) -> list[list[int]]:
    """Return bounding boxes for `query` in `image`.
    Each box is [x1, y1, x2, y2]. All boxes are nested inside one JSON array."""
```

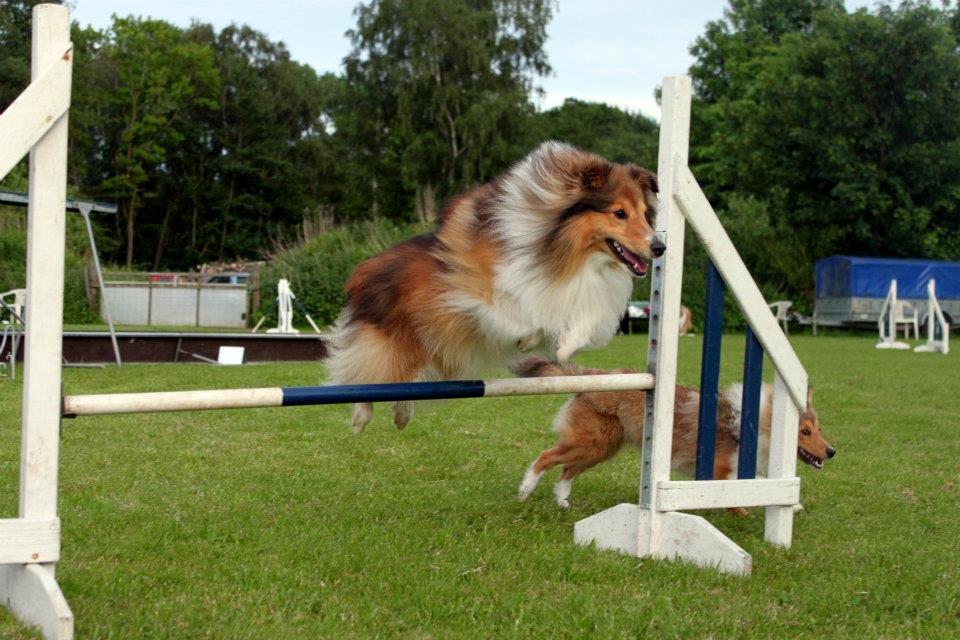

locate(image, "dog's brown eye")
[[801, 428, 812, 436], [614, 209, 627, 220]]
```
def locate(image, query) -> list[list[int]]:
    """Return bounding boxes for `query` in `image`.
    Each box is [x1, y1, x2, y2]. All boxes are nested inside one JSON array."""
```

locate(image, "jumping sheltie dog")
[[327, 142, 663, 432], [515, 357, 834, 510]]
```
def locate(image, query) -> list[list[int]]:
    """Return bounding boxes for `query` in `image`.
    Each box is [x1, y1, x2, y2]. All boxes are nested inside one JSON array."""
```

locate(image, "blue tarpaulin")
[[816, 256, 960, 299]]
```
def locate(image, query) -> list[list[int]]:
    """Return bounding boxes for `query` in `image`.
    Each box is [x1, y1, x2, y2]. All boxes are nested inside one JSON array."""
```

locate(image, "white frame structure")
[[0, 5, 75, 639], [0, 17, 809, 634], [574, 76, 807, 576], [876, 280, 911, 349], [914, 279, 950, 354]]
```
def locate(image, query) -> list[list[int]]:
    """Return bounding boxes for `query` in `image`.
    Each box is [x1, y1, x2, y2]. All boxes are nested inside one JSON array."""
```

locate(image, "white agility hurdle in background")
[[251, 278, 322, 334], [0, 8, 807, 637], [876, 280, 911, 349], [915, 279, 949, 354]]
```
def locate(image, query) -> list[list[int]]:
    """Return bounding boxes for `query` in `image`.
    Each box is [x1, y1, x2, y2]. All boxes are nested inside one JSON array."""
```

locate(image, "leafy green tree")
[[97, 16, 219, 267], [0, 0, 65, 111], [686, 0, 960, 310], [534, 98, 658, 168], [342, 0, 553, 221]]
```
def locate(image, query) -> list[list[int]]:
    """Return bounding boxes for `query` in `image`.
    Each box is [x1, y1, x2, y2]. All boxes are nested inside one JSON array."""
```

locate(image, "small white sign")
[[218, 346, 245, 365]]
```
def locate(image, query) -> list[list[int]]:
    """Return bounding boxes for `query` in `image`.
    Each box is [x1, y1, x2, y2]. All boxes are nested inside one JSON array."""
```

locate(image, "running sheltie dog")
[[327, 142, 663, 432], [516, 357, 834, 510]]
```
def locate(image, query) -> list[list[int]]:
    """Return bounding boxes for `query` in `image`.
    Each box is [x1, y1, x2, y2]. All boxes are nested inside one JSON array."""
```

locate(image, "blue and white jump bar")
[[61, 373, 655, 417]]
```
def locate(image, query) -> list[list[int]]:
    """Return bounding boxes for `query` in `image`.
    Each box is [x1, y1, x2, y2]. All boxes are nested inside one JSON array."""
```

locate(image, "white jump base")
[[1, 7, 809, 637]]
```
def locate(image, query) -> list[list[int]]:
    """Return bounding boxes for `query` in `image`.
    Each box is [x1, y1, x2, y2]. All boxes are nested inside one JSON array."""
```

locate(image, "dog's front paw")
[[393, 401, 413, 430], [351, 402, 373, 434], [793, 503, 805, 512], [555, 346, 576, 364], [555, 497, 570, 509], [517, 332, 542, 353]]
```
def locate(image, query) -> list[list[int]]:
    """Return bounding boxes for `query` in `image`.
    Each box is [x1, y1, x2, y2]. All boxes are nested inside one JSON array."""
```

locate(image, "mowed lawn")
[[0, 334, 958, 639]]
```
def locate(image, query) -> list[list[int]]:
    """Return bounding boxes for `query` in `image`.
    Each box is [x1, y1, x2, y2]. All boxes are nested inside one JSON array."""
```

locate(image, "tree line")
[[2, 0, 958, 304], [0, 0, 654, 270]]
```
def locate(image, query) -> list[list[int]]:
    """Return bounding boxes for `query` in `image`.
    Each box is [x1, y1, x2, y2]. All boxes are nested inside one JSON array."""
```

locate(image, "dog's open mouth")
[[606, 239, 648, 277], [798, 448, 824, 469]]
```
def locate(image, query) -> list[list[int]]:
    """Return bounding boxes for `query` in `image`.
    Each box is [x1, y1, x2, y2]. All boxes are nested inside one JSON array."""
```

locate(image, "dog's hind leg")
[[352, 402, 373, 434], [554, 458, 605, 508], [518, 445, 571, 501], [393, 401, 413, 429]]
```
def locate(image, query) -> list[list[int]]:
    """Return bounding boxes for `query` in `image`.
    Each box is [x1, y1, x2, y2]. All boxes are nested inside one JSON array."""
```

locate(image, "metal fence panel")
[[199, 288, 247, 327], [101, 284, 247, 327]]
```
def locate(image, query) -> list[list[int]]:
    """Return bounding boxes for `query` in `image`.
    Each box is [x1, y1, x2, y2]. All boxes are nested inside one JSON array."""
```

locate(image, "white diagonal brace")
[[673, 163, 808, 408], [0, 43, 73, 180]]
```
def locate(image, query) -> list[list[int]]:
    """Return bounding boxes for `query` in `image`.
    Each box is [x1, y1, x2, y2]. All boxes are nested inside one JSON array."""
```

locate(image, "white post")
[[764, 373, 801, 546], [20, 1, 69, 523], [637, 75, 691, 558], [573, 77, 694, 562], [0, 5, 75, 639]]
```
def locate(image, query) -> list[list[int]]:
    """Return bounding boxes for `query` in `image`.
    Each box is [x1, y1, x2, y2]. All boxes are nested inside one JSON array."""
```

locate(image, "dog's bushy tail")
[[513, 356, 629, 378]]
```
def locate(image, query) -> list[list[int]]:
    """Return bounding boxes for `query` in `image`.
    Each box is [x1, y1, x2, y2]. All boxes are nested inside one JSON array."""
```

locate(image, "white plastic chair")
[[894, 301, 919, 340], [769, 300, 792, 334], [0, 289, 26, 325]]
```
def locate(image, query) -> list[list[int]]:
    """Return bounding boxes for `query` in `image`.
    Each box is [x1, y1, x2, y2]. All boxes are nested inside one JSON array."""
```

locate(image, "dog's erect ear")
[[806, 385, 815, 405], [629, 165, 658, 194], [580, 161, 612, 191]]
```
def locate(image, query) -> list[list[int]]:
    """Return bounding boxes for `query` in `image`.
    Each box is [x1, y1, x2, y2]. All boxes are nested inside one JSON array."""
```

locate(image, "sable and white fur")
[[327, 142, 662, 432], [516, 358, 835, 510]]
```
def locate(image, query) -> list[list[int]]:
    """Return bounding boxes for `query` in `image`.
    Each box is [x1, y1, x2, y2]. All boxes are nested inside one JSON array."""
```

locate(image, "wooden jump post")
[[0, 7, 808, 637]]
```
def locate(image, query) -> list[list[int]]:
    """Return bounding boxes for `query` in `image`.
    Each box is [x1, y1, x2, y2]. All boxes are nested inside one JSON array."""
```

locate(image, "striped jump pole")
[[61, 373, 656, 417]]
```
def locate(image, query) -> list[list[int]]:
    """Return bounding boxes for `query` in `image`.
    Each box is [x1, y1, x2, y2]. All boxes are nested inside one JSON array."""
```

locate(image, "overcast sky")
[[70, 0, 878, 120]]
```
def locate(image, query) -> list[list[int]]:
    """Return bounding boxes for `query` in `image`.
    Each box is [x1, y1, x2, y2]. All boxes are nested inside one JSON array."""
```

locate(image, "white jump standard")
[[572, 76, 806, 577], [0, 6, 810, 638], [876, 279, 911, 349], [915, 279, 950, 354]]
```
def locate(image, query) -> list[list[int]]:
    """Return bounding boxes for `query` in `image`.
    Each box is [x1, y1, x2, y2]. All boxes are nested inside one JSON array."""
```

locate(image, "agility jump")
[[0, 6, 808, 639]]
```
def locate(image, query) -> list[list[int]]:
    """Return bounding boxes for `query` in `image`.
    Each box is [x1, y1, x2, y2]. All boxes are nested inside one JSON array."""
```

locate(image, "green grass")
[[0, 334, 958, 638]]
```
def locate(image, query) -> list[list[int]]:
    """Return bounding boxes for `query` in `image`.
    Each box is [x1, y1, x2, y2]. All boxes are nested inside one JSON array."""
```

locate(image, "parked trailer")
[[814, 256, 960, 329]]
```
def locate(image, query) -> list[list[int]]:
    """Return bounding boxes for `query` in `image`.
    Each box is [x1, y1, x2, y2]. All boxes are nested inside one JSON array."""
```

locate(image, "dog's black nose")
[[826, 447, 836, 459], [651, 239, 666, 257]]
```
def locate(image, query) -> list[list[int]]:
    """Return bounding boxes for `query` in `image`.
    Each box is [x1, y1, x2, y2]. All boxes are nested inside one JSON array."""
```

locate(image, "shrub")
[[0, 210, 98, 325], [257, 220, 429, 328]]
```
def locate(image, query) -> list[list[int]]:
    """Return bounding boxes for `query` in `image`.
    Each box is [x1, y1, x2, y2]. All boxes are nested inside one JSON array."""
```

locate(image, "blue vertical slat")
[[696, 261, 725, 480], [738, 327, 764, 479]]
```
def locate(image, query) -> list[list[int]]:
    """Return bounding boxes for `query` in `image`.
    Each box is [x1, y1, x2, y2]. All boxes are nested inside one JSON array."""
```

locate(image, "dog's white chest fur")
[[442, 253, 632, 361]]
